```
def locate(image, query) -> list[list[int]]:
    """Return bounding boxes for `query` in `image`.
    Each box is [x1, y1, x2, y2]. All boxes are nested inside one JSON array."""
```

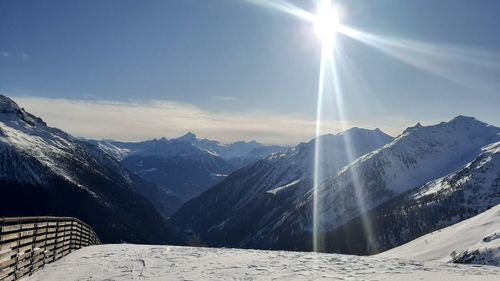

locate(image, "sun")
[[314, 0, 340, 47]]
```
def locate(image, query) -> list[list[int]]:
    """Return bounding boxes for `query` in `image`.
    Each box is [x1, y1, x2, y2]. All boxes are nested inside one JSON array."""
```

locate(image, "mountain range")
[[2, 94, 499, 259], [170, 116, 500, 254], [90, 132, 287, 216], [170, 127, 395, 247], [0, 95, 179, 244]]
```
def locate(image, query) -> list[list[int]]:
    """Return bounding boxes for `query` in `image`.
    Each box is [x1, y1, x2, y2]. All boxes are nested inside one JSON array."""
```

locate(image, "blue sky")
[[1, 0, 499, 144]]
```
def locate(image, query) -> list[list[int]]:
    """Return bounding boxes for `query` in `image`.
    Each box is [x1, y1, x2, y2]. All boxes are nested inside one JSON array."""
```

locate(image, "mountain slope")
[[227, 145, 289, 169], [0, 95, 179, 244], [172, 117, 499, 252], [91, 133, 285, 214], [120, 140, 235, 202], [378, 203, 500, 266], [316, 140, 500, 255], [265, 116, 500, 252], [170, 128, 394, 246]]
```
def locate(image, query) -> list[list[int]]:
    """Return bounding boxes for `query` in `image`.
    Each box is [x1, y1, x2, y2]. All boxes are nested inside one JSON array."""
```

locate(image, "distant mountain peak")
[[403, 122, 423, 134], [448, 116, 494, 131], [346, 126, 362, 131], [0, 94, 22, 114], [341, 127, 382, 134], [452, 115, 477, 122], [177, 132, 198, 142], [0, 95, 47, 127], [403, 116, 493, 136], [303, 128, 393, 149], [320, 127, 393, 141], [449, 115, 485, 126], [232, 139, 260, 145]]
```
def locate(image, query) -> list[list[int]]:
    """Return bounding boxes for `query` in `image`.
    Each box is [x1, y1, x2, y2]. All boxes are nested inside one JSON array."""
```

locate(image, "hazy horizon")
[[3, 94, 498, 146]]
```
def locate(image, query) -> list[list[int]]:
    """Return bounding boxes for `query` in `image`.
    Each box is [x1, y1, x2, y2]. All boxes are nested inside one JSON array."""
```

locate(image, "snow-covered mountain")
[[174, 132, 286, 160], [90, 133, 286, 213], [0, 95, 179, 244], [319, 139, 500, 254], [378, 203, 500, 266], [299, 116, 500, 231], [170, 127, 394, 246], [89, 137, 214, 161], [171, 116, 500, 253], [268, 116, 500, 253], [91, 138, 235, 213], [96, 131, 286, 162], [227, 145, 289, 169], [120, 140, 235, 203]]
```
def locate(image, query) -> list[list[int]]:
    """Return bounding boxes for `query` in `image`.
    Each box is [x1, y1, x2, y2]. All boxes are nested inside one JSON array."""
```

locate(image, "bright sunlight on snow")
[[22, 244, 500, 281]]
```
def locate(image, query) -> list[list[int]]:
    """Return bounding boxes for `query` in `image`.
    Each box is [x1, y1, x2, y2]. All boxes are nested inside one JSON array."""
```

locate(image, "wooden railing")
[[0, 216, 100, 281]]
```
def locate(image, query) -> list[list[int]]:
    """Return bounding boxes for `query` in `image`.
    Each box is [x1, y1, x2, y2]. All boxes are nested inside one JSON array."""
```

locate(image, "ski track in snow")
[[22, 245, 500, 281]]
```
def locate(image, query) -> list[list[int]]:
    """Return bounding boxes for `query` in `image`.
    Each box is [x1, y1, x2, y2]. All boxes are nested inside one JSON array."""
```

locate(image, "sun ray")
[[243, 0, 315, 22], [320, 43, 377, 253], [241, 0, 499, 253], [313, 41, 329, 252], [338, 25, 500, 95]]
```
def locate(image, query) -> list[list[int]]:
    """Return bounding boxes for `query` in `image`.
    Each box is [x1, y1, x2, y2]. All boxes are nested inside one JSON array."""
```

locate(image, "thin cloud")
[[10, 96, 408, 145], [1, 52, 29, 60], [212, 96, 238, 101]]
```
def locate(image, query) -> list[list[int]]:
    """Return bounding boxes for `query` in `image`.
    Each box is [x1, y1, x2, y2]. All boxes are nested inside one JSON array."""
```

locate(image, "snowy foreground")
[[23, 244, 500, 281]]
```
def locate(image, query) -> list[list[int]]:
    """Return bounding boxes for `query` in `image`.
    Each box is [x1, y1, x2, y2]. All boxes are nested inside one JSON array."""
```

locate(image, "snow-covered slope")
[[0, 95, 178, 244], [228, 145, 289, 169], [170, 128, 394, 247], [379, 204, 500, 266], [413, 141, 500, 207], [288, 116, 500, 234], [0, 95, 101, 186], [172, 117, 500, 253], [91, 140, 131, 160], [319, 140, 500, 255], [23, 245, 500, 281]]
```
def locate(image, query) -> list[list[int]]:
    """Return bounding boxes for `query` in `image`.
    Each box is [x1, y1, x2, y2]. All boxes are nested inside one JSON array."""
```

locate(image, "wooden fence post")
[[42, 217, 48, 269], [53, 220, 59, 263], [14, 217, 21, 280], [28, 217, 38, 276]]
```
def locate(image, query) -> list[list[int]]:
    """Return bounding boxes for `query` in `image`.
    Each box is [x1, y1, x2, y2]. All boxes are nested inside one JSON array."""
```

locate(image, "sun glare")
[[314, 0, 340, 47]]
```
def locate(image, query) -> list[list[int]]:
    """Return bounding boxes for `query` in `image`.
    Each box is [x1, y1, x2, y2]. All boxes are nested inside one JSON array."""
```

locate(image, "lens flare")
[[314, 0, 340, 48], [337, 25, 500, 95], [312, 43, 329, 252], [242, 0, 498, 254], [243, 0, 315, 21]]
